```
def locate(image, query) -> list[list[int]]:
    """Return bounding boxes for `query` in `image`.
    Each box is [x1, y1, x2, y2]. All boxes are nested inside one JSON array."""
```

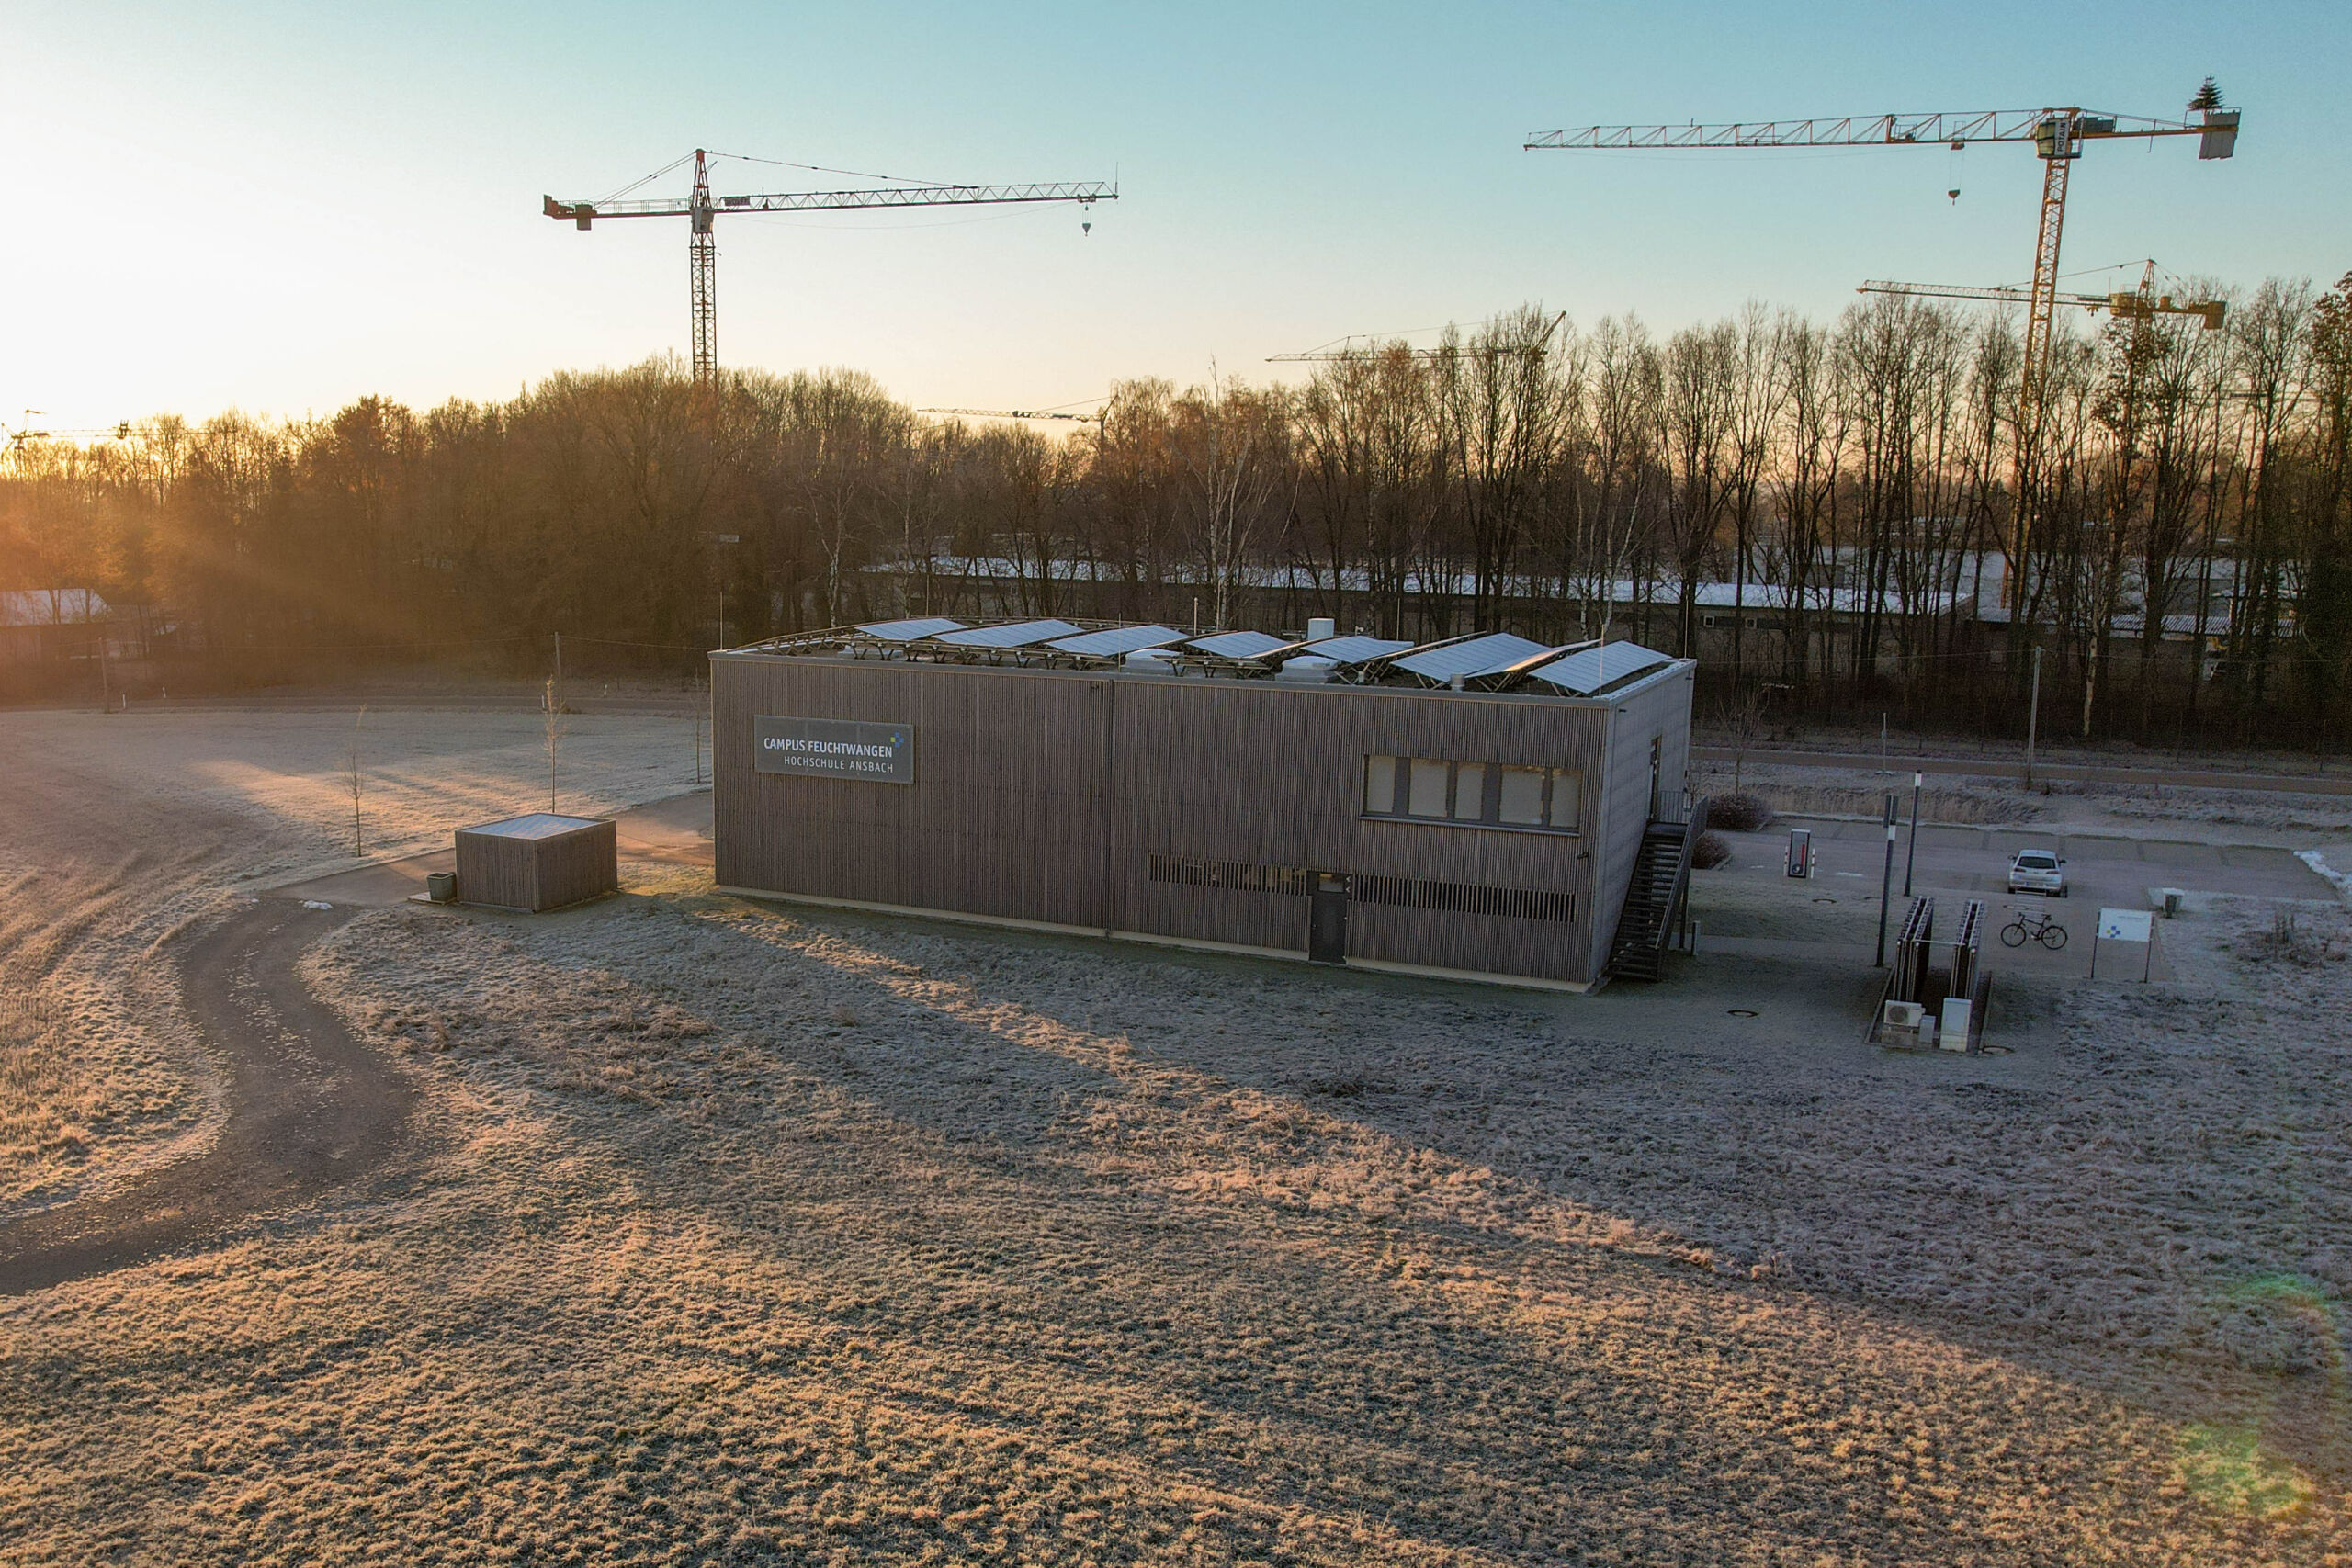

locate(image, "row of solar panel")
[[849, 617, 1673, 696], [855, 616, 1296, 659]]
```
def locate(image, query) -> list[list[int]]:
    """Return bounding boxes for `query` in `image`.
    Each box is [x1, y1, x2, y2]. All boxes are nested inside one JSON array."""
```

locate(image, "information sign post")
[[2092, 907, 2155, 981]]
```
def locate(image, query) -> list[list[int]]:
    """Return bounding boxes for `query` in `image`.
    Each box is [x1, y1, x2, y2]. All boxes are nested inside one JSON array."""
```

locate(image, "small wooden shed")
[[453, 813, 617, 912]]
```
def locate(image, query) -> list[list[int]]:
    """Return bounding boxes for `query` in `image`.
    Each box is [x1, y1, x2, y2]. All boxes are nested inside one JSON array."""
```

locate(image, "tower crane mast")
[[548, 150, 1115, 385]]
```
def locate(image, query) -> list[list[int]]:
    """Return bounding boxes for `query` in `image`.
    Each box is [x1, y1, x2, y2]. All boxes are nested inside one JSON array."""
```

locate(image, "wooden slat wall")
[[714, 659, 1114, 929], [537, 821, 619, 910], [454, 821, 617, 912], [1106, 677, 1604, 981], [455, 832, 536, 911], [713, 654, 1650, 984]]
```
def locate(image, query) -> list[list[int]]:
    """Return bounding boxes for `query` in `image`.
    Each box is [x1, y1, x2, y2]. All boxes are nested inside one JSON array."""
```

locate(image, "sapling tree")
[[544, 678, 562, 812], [348, 705, 367, 855]]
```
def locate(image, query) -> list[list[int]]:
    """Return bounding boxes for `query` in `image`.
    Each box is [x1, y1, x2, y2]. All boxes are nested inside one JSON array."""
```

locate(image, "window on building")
[[1363, 753, 1396, 815], [1549, 769, 1583, 832], [1452, 763, 1486, 820], [1498, 766, 1546, 825], [1364, 755, 1582, 833], [1408, 758, 1450, 818]]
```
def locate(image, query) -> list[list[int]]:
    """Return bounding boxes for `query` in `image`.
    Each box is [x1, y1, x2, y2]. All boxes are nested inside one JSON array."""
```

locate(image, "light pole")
[[707, 533, 741, 787], [1903, 771, 1923, 897], [2024, 644, 2043, 788], [1875, 792, 1899, 967]]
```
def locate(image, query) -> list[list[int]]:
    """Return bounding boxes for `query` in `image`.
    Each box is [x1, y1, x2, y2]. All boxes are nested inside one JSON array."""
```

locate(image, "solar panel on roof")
[[1528, 641, 1673, 694], [1049, 625, 1187, 657], [933, 618, 1086, 648], [1187, 630, 1291, 659], [856, 616, 966, 641], [1303, 635, 1415, 664], [1392, 633, 1559, 684]]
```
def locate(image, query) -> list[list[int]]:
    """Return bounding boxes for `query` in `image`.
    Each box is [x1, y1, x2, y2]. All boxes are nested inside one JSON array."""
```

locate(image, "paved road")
[[1693, 745, 2352, 796], [0, 903, 415, 1296]]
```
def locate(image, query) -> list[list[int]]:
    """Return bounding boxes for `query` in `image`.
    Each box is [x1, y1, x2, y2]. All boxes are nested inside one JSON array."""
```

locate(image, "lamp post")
[[2024, 645, 2043, 787], [1875, 793, 1898, 968], [1903, 772, 1923, 897]]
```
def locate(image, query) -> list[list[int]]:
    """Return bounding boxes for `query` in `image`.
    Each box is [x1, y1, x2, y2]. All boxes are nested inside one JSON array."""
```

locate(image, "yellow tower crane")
[[1858, 260, 2226, 332]]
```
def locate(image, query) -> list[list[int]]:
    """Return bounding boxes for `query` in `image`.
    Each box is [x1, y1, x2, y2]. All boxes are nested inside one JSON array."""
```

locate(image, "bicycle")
[[2001, 909, 2069, 950]]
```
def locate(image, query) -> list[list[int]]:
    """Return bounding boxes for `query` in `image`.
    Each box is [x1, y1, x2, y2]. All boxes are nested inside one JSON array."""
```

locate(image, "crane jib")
[[1523, 107, 2231, 154], [544, 182, 1116, 226], [542, 154, 1117, 385]]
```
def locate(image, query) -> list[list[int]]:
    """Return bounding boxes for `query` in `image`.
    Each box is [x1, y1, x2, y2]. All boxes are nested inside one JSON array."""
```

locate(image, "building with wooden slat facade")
[[711, 619, 1694, 990]]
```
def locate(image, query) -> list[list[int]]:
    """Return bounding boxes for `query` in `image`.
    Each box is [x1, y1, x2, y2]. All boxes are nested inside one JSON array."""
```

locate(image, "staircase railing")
[[1605, 795, 1711, 983]]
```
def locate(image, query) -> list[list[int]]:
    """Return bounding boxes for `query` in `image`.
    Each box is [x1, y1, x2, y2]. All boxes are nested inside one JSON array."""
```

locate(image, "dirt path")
[[0, 902, 414, 1296]]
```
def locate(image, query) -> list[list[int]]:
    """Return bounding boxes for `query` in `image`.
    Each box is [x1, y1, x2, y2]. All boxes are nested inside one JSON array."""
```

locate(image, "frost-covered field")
[[2, 710, 2347, 1563], [0, 706, 703, 1213]]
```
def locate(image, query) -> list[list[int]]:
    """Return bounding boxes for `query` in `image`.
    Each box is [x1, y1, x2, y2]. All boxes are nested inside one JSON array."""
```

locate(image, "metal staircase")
[[1605, 801, 1707, 983]]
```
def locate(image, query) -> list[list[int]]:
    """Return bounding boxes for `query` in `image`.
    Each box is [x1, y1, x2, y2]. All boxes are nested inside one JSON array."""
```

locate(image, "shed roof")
[[0, 589, 110, 627], [458, 812, 607, 840]]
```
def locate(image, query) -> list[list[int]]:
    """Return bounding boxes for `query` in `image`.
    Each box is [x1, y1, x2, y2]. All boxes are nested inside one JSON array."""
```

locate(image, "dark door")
[[1309, 873, 1350, 964]]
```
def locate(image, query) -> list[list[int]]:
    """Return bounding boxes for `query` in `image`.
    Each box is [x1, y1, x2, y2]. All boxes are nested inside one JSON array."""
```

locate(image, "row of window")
[[1363, 754, 1582, 833]]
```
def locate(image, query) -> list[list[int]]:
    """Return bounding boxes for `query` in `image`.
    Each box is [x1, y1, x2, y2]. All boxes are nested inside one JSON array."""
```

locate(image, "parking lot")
[[1699, 815, 2338, 984]]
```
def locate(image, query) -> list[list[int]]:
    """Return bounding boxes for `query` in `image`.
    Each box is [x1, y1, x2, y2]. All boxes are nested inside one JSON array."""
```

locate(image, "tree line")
[[3, 274, 2347, 747]]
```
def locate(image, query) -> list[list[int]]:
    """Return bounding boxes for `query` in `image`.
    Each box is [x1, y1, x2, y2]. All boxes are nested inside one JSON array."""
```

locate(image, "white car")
[[2007, 849, 2068, 897]]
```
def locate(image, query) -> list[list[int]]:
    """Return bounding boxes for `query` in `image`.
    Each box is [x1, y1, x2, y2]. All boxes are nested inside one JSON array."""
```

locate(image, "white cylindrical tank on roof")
[[1306, 615, 1337, 642]]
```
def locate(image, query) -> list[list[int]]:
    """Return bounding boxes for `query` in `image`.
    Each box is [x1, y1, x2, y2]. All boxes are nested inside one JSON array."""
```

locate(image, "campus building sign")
[[752, 716, 915, 784]]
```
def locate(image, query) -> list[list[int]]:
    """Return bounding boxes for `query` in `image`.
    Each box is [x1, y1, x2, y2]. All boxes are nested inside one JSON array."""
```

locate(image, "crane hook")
[[1080, 199, 1093, 236]]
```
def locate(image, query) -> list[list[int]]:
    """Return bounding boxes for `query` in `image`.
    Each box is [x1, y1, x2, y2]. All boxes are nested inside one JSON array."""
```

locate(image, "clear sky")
[[4, 0, 2346, 430]]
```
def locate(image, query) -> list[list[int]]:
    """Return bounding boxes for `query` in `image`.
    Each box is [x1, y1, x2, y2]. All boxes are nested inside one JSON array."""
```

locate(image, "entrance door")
[[1647, 737, 1663, 822], [1309, 874, 1350, 964]]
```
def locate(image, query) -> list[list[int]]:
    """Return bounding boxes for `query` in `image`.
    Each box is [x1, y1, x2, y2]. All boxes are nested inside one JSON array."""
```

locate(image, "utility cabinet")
[[454, 813, 617, 912]]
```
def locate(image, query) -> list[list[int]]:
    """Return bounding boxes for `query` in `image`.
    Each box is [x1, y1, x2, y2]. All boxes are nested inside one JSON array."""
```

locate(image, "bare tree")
[[1173, 368, 1292, 629]]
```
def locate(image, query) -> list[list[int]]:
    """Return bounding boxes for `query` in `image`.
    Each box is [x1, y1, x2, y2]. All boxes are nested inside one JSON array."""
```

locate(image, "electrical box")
[[1786, 827, 1813, 878], [1940, 996, 1973, 1051]]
